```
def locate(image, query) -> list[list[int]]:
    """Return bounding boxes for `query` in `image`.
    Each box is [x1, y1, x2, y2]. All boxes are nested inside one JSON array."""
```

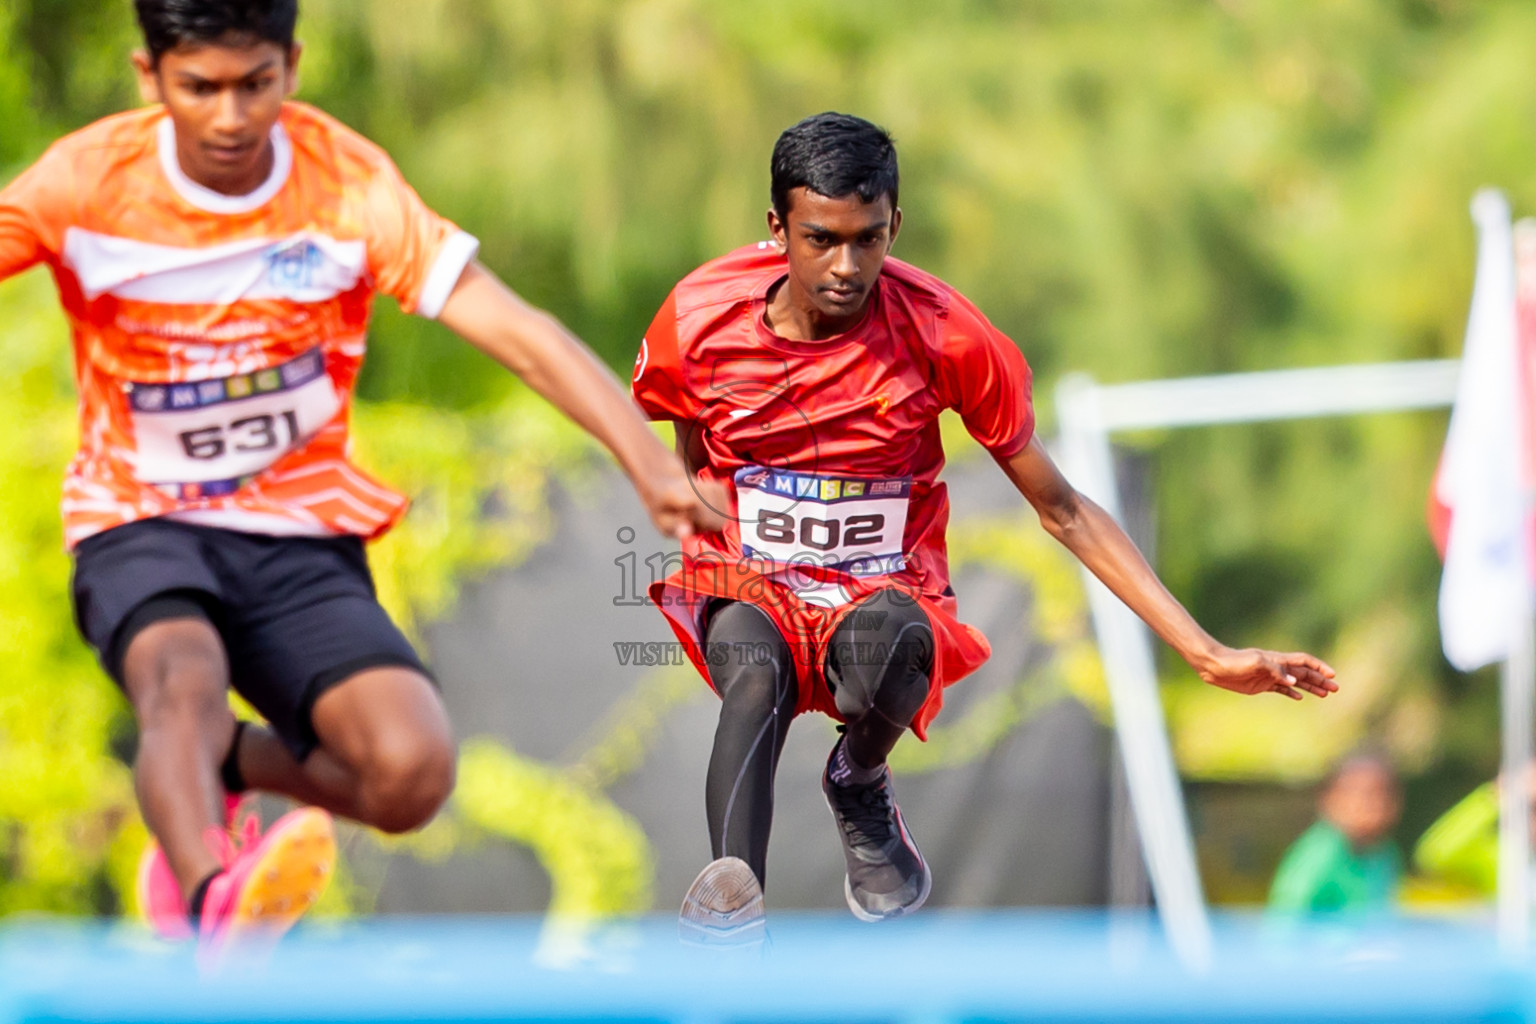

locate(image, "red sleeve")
[[631, 288, 697, 421], [936, 292, 1035, 457]]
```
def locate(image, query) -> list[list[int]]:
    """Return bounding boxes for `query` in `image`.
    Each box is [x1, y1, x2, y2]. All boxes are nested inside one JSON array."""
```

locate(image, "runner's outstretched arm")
[[995, 437, 1337, 701], [438, 261, 726, 539]]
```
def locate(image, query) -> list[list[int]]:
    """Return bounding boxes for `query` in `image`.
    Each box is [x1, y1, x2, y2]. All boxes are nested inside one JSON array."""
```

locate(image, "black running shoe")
[[822, 743, 931, 921], [678, 856, 766, 948]]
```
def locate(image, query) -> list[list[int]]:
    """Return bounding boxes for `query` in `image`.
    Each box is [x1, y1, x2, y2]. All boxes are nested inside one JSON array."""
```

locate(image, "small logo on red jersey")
[[632, 338, 649, 382]]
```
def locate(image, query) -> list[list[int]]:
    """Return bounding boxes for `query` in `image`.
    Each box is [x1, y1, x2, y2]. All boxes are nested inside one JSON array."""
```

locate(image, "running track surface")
[[0, 911, 1530, 1023]]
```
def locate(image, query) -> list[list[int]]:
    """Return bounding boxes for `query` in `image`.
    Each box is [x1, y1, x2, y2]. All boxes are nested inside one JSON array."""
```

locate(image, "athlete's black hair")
[[134, 0, 298, 65], [770, 112, 899, 222]]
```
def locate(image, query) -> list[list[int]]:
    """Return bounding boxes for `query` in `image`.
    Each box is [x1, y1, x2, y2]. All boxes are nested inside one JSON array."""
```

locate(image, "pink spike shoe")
[[195, 806, 335, 963], [135, 793, 254, 941]]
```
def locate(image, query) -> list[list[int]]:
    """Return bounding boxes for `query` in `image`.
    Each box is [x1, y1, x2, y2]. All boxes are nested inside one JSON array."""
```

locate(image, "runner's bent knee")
[[827, 590, 934, 724], [310, 667, 456, 832], [353, 722, 456, 833]]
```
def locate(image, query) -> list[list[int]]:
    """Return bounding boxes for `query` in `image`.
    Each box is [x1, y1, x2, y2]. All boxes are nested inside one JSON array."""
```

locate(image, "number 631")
[[179, 410, 301, 459]]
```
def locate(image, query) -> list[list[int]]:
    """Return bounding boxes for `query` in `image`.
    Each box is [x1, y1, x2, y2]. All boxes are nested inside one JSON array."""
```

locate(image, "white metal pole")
[[1498, 583, 1535, 954], [1056, 374, 1213, 972]]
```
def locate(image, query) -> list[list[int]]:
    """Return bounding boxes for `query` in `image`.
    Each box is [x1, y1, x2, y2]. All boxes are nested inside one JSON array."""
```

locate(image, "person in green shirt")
[[1268, 752, 1403, 914]]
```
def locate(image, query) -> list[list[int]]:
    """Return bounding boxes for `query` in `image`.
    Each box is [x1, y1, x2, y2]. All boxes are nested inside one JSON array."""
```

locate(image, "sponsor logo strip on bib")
[[735, 466, 911, 577]]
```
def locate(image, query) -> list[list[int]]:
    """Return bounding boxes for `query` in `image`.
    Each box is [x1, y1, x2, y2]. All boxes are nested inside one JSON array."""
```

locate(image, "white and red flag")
[[1431, 190, 1536, 672]]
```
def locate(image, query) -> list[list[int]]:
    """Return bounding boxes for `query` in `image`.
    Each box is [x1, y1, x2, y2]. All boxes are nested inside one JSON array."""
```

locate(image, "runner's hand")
[[641, 465, 728, 539], [1196, 647, 1337, 700]]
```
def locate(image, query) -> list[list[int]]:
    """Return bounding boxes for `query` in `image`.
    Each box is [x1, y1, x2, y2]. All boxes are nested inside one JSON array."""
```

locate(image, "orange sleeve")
[[937, 291, 1035, 458], [631, 288, 698, 422], [360, 156, 479, 319], [0, 143, 75, 281]]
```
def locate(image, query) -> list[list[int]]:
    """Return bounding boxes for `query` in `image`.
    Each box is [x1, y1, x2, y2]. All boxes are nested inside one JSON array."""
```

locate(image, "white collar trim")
[[157, 115, 292, 214]]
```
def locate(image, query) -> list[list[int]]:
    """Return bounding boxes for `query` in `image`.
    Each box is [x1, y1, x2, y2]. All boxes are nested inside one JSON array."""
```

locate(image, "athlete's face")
[[133, 37, 300, 197], [767, 188, 901, 340]]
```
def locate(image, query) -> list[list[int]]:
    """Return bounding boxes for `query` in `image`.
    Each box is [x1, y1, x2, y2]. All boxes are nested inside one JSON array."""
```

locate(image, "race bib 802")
[[735, 465, 912, 578], [126, 347, 340, 490]]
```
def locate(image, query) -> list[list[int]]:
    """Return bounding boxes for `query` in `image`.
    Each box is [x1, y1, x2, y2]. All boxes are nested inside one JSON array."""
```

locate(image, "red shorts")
[[650, 560, 990, 740]]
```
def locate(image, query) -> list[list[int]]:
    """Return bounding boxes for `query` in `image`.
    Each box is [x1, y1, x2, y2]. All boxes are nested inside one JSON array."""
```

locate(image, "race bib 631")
[[126, 347, 340, 489]]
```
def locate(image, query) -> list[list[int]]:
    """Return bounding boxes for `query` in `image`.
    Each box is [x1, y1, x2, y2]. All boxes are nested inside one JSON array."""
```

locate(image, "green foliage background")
[[1, 0, 1531, 910]]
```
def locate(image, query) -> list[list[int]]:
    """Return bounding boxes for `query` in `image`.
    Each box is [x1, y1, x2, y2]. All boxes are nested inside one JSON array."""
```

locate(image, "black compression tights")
[[703, 601, 797, 890], [702, 589, 935, 888], [824, 588, 935, 771]]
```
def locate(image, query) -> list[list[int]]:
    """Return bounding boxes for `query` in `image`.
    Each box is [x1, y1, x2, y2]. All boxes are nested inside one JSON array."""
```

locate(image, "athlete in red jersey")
[[633, 112, 1337, 935], [637, 242, 1032, 735], [0, 0, 721, 951]]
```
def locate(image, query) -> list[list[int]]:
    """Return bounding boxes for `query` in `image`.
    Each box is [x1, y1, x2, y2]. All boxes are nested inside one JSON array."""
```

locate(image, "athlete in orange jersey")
[[0, 0, 722, 951], [634, 113, 1337, 936]]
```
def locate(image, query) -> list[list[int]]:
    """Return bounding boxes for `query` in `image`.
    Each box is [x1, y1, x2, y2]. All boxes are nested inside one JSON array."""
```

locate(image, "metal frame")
[[1053, 359, 1463, 969]]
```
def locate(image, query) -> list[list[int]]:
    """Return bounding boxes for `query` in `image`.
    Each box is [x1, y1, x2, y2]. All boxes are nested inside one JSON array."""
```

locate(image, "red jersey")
[[632, 242, 1034, 735], [0, 103, 478, 547]]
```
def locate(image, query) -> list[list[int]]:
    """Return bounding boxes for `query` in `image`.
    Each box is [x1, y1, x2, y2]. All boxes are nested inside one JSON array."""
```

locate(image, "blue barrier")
[[0, 912, 1529, 1023]]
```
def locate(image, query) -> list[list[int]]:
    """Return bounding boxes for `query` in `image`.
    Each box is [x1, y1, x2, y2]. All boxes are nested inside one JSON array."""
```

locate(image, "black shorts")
[[71, 517, 430, 760]]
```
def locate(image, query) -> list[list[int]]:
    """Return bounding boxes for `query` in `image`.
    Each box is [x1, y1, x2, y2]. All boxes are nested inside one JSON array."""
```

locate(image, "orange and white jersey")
[[0, 102, 479, 548]]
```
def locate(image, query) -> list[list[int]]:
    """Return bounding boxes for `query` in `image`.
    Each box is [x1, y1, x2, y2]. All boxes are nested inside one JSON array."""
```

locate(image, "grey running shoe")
[[678, 856, 766, 948], [822, 744, 932, 921]]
